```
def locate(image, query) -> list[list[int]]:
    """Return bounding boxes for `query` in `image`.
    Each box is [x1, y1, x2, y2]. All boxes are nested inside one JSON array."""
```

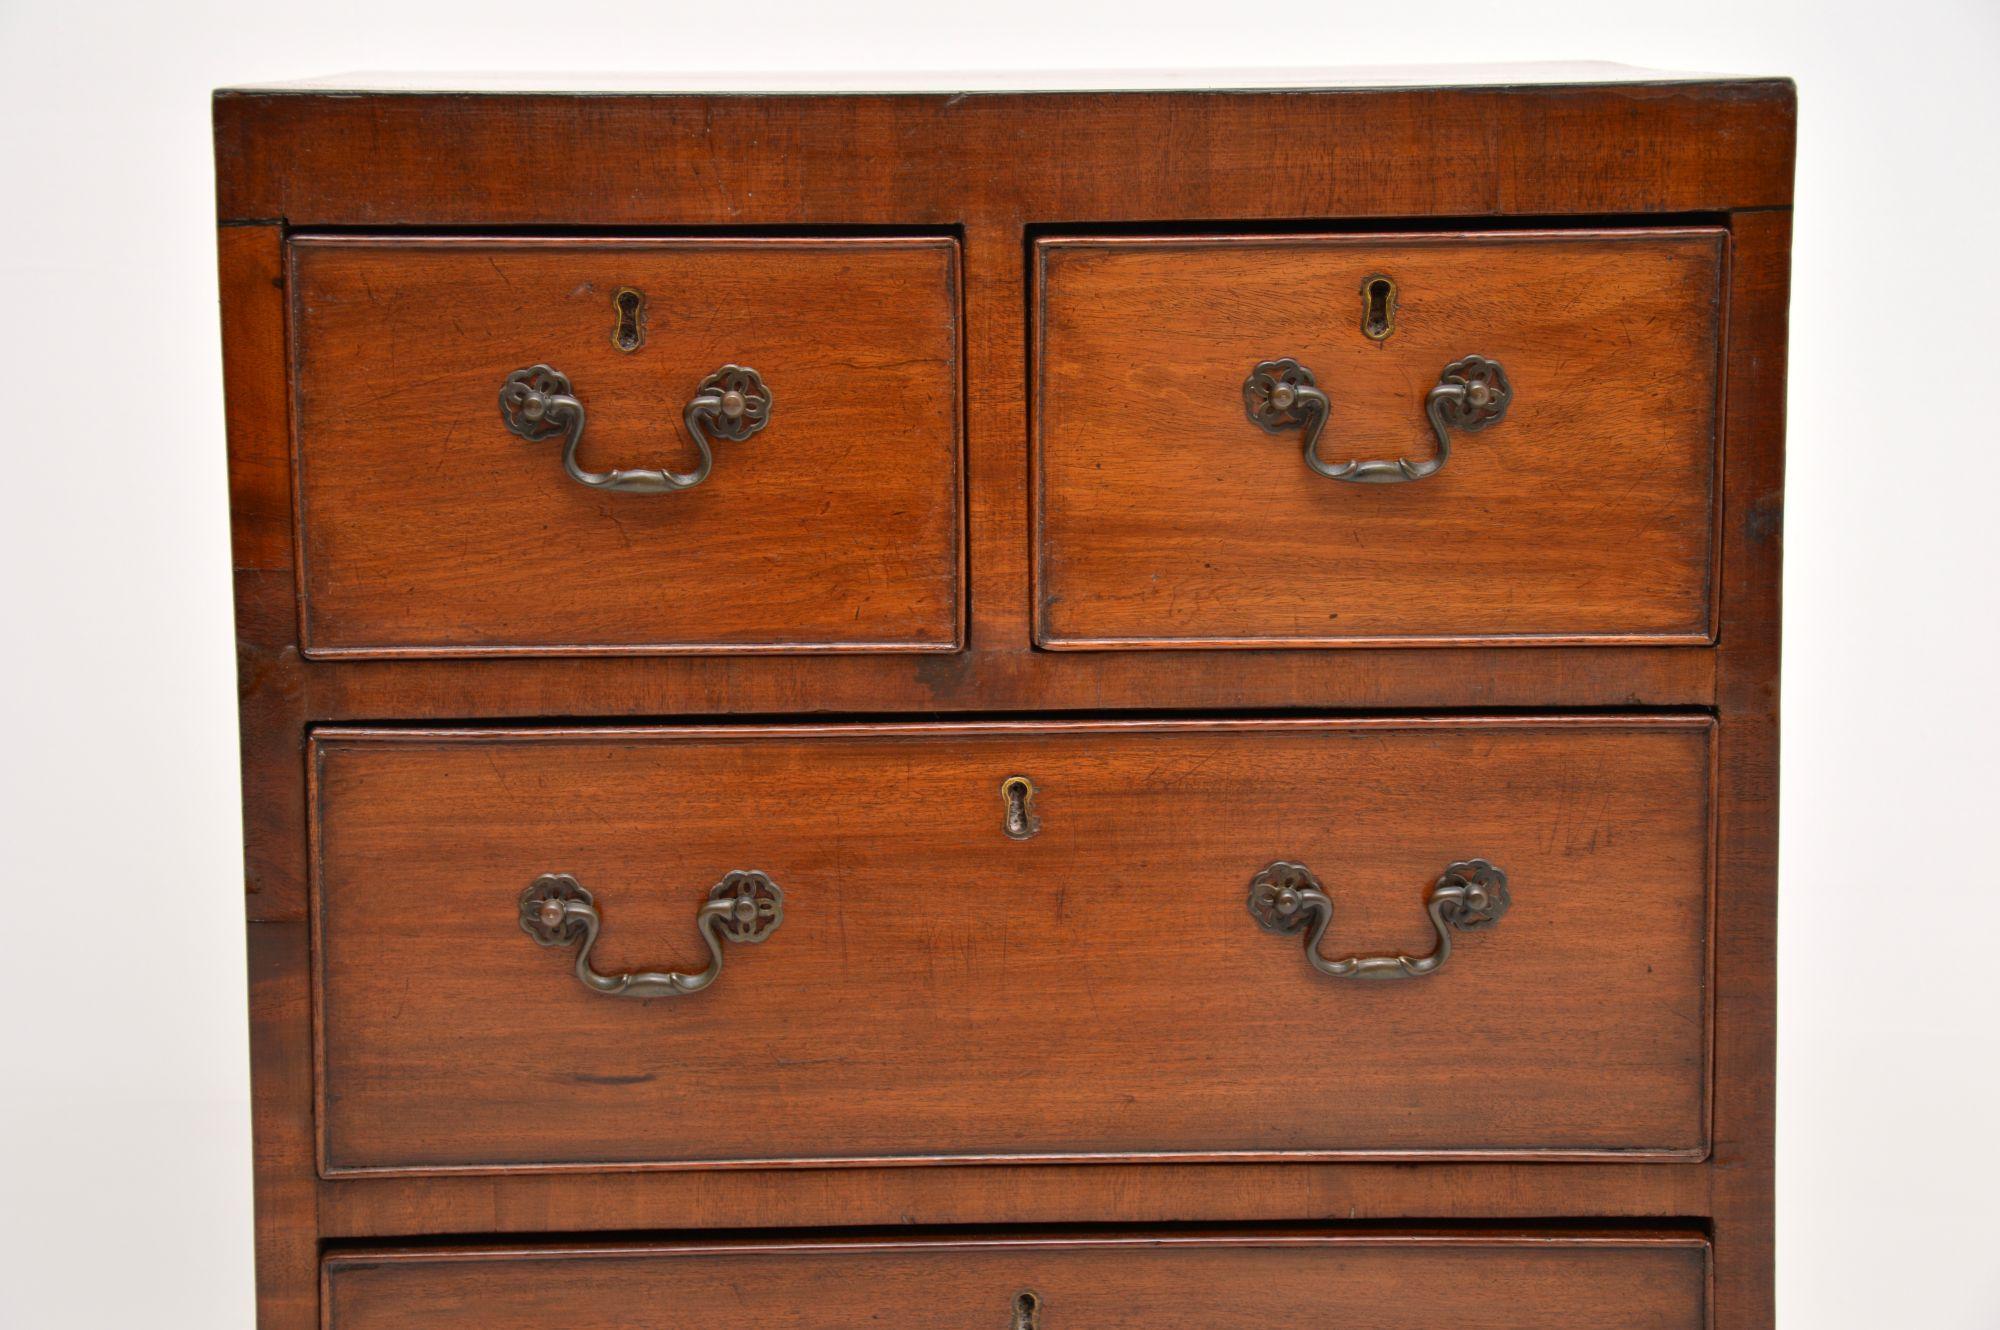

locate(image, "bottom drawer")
[[324, 1232, 1708, 1328]]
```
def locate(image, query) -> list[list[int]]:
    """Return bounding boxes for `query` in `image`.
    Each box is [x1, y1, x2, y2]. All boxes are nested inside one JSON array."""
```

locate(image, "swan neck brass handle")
[[1243, 355, 1511, 484], [499, 363, 772, 494], [1248, 859, 1508, 980], [519, 870, 782, 998]]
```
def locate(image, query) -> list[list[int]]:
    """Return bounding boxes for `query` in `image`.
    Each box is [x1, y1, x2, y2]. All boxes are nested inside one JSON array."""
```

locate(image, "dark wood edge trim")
[[318, 1146, 1714, 1181], [285, 645, 1722, 719], [300, 638, 965, 659], [285, 238, 312, 654], [1706, 229, 1734, 646], [1032, 225, 1733, 253], [1037, 632, 1718, 651], [1706, 208, 1787, 1330], [226, 74, 1793, 98], [314, 1157, 1724, 1238], [1702, 710, 1722, 1167], [219, 224, 299, 577], [221, 226, 321, 1329], [213, 81, 1801, 110], [310, 713, 1717, 745], [288, 234, 963, 251], [949, 231, 970, 652], [309, 739, 333, 1180], [321, 1227, 1715, 1270], [1706, 1230, 1720, 1330], [1030, 233, 1050, 647]]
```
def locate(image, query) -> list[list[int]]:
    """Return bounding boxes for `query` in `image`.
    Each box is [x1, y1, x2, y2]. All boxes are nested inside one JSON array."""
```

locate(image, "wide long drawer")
[[310, 717, 1712, 1174], [324, 1232, 1710, 1329]]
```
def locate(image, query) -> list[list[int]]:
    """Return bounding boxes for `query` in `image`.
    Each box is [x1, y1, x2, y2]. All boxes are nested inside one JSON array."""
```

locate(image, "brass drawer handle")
[[499, 362, 772, 493], [1248, 858, 1508, 979], [518, 870, 782, 998], [1242, 354, 1511, 483]]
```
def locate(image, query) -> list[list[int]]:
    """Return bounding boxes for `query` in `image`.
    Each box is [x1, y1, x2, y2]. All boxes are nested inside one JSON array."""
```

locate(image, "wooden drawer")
[[324, 1232, 1709, 1329], [1034, 230, 1726, 648], [289, 236, 962, 656], [310, 717, 1711, 1175]]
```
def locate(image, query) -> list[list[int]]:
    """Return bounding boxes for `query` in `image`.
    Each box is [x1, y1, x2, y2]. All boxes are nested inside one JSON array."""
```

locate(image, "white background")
[[1, 1, 1995, 1325]]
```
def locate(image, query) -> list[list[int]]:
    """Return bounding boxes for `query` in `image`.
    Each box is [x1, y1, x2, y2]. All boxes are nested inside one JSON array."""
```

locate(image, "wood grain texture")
[[218, 227, 320, 1329], [323, 1232, 1709, 1330], [221, 226, 294, 575], [206, 85, 1798, 773], [214, 82, 1796, 226], [314, 1157, 1714, 1238], [290, 237, 961, 655], [1707, 209, 1788, 1330], [1036, 230, 1725, 647], [213, 79, 1792, 1330], [246, 922, 316, 1327], [287, 638, 1716, 744], [311, 718, 1711, 1174]]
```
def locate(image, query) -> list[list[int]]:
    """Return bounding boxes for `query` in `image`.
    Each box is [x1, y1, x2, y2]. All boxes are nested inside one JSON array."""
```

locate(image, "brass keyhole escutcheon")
[[1001, 776, 1040, 841], [1361, 274, 1397, 341], [1012, 1290, 1042, 1329], [611, 287, 646, 352]]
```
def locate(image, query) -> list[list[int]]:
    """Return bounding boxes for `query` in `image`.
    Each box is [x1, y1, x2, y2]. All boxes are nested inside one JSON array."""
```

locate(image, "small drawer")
[[1034, 230, 1726, 648], [324, 1232, 1709, 1329], [310, 716, 1710, 1174], [289, 236, 962, 656]]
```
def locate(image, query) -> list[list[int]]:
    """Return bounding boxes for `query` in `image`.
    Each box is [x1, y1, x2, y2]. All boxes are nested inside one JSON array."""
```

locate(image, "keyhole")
[[1361, 275, 1397, 341], [612, 287, 646, 352], [1012, 1291, 1041, 1329], [1001, 777, 1040, 841]]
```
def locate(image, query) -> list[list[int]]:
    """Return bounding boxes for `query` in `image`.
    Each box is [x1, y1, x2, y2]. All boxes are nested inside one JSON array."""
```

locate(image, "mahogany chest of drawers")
[[214, 67, 1793, 1329]]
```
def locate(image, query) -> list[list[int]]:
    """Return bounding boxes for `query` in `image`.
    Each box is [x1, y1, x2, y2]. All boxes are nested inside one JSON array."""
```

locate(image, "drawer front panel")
[[325, 1234, 1708, 1329], [290, 237, 962, 655], [311, 718, 1711, 1173], [1034, 230, 1725, 647]]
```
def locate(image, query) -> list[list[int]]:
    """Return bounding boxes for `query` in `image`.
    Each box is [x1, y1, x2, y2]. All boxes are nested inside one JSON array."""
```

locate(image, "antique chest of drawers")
[[214, 67, 1792, 1329]]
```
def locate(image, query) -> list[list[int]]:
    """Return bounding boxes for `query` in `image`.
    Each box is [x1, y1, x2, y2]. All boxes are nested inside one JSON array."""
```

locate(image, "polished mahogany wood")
[[215, 72, 1792, 1330], [215, 76, 1791, 732], [220, 225, 319, 1329], [1706, 207, 1789, 1330], [1035, 230, 1724, 647], [290, 237, 962, 655], [316, 1155, 1716, 1239], [324, 1232, 1709, 1330], [283, 637, 1720, 738], [215, 78, 1795, 227], [311, 718, 1710, 1174]]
